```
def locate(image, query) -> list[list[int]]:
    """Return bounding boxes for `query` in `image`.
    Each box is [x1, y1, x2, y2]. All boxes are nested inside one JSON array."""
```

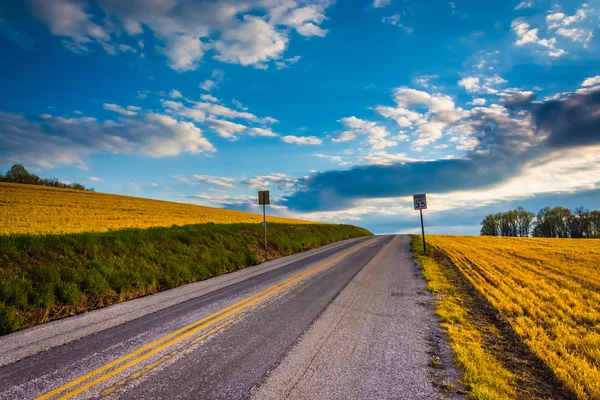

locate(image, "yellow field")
[[0, 183, 312, 235], [428, 235, 600, 400]]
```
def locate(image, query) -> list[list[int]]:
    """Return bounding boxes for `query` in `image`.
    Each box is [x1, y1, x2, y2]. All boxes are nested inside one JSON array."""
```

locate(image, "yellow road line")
[[101, 313, 245, 397], [37, 238, 374, 400]]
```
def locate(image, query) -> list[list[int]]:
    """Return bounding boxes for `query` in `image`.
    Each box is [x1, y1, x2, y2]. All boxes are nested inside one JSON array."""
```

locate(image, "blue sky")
[[1, 0, 600, 234]]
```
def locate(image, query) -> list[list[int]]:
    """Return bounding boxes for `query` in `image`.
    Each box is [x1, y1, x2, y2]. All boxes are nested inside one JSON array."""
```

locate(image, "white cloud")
[[458, 77, 481, 93], [575, 85, 600, 95], [373, 0, 391, 8], [192, 174, 236, 188], [582, 75, 600, 87], [515, 1, 533, 10], [206, 118, 247, 140], [103, 103, 140, 116], [546, 12, 566, 28], [0, 110, 215, 169], [87, 176, 103, 182], [548, 5, 589, 28], [412, 74, 439, 88], [469, 98, 487, 106], [314, 153, 350, 166], [498, 89, 535, 104], [27, 0, 331, 71], [170, 90, 183, 99], [268, 2, 330, 37], [213, 16, 288, 67], [200, 70, 224, 92], [249, 127, 279, 137], [136, 90, 149, 99], [335, 116, 397, 150], [161, 34, 204, 71], [118, 44, 136, 53], [232, 99, 248, 111], [358, 151, 418, 165], [382, 13, 413, 33], [200, 94, 219, 102], [238, 173, 297, 190], [274, 55, 302, 70], [512, 20, 540, 45], [282, 135, 322, 145], [556, 27, 593, 44]]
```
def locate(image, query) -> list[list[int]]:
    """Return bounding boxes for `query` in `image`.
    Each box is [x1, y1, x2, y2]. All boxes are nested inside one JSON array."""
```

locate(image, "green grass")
[[0, 223, 372, 334]]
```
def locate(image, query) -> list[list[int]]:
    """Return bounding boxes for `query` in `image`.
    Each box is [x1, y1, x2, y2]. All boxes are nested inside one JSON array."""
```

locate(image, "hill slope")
[[0, 182, 310, 235]]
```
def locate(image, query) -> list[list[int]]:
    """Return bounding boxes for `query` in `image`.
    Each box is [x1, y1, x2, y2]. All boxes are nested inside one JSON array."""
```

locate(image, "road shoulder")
[[252, 235, 463, 400]]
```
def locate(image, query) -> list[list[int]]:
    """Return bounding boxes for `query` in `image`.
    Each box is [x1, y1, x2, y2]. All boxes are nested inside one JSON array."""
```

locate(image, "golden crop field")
[[0, 183, 312, 235], [428, 235, 600, 400]]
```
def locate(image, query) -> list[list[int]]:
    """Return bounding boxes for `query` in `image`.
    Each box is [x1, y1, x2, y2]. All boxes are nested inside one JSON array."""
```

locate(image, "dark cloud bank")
[[283, 91, 600, 212]]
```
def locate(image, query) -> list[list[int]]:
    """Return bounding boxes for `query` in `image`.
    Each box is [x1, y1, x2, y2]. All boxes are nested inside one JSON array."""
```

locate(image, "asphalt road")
[[0, 235, 461, 400]]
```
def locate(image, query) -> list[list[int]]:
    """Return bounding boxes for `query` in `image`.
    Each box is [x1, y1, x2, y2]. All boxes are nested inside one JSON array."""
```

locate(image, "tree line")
[[480, 206, 600, 238], [0, 164, 94, 191]]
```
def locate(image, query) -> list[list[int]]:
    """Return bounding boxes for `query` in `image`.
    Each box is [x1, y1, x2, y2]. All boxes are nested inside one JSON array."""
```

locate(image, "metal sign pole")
[[420, 208, 426, 254], [263, 203, 267, 249], [258, 190, 270, 250]]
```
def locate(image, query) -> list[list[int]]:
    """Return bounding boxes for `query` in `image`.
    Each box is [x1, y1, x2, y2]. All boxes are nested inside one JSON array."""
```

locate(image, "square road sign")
[[258, 190, 270, 205], [413, 193, 427, 210]]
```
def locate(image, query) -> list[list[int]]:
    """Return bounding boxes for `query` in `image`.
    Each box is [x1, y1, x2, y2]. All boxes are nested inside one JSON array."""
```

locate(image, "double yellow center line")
[[37, 238, 373, 400]]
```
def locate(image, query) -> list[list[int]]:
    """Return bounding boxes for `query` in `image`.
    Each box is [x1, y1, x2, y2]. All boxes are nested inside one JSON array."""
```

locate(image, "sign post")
[[413, 194, 427, 254], [258, 190, 270, 248]]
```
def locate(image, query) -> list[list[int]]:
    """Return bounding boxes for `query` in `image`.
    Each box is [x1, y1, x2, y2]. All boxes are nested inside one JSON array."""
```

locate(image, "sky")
[[1, 0, 599, 234]]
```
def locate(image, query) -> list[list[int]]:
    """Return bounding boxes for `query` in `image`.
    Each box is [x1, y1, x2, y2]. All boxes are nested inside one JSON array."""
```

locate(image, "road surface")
[[0, 235, 461, 399]]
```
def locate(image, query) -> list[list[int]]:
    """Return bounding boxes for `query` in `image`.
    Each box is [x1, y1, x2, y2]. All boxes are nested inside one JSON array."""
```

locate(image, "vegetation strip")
[[0, 223, 372, 334], [37, 239, 374, 400], [427, 235, 598, 400], [410, 235, 516, 400]]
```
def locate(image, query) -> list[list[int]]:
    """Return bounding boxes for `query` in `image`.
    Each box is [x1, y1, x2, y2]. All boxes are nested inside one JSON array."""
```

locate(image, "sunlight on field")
[[429, 235, 600, 400], [0, 183, 312, 235]]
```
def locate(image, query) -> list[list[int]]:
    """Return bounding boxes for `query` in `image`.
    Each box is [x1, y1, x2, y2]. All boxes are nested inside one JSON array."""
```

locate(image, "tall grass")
[[0, 223, 372, 335]]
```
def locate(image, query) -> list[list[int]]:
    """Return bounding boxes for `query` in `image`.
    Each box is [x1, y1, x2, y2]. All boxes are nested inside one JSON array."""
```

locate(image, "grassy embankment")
[[0, 183, 372, 334], [0, 223, 372, 335]]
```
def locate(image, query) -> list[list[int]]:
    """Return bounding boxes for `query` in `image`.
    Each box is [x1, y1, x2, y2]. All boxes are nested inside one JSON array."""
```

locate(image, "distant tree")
[[0, 164, 92, 191], [515, 206, 535, 237], [484, 205, 598, 239], [3, 164, 40, 185], [480, 214, 500, 236], [591, 211, 600, 238]]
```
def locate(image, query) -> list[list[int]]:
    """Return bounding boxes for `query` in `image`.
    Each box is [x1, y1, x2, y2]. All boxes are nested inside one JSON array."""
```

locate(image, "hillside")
[[0, 182, 311, 235]]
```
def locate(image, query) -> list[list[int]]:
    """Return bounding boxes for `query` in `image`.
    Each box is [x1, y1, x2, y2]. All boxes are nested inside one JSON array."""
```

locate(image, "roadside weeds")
[[410, 235, 573, 400]]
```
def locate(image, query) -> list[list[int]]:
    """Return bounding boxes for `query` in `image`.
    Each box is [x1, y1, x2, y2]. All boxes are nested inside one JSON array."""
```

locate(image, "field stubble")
[[428, 235, 600, 400], [0, 183, 310, 235]]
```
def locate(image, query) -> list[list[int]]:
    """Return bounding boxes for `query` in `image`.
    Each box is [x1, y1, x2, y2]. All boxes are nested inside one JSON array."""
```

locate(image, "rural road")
[[0, 235, 460, 400]]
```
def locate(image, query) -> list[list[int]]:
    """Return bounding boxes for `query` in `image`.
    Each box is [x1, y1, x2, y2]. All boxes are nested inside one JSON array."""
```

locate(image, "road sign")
[[413, 193, 427, 254], [413, 193, 427, 210], [262, 221, 267, 227], [258, 191, 270, 205]]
